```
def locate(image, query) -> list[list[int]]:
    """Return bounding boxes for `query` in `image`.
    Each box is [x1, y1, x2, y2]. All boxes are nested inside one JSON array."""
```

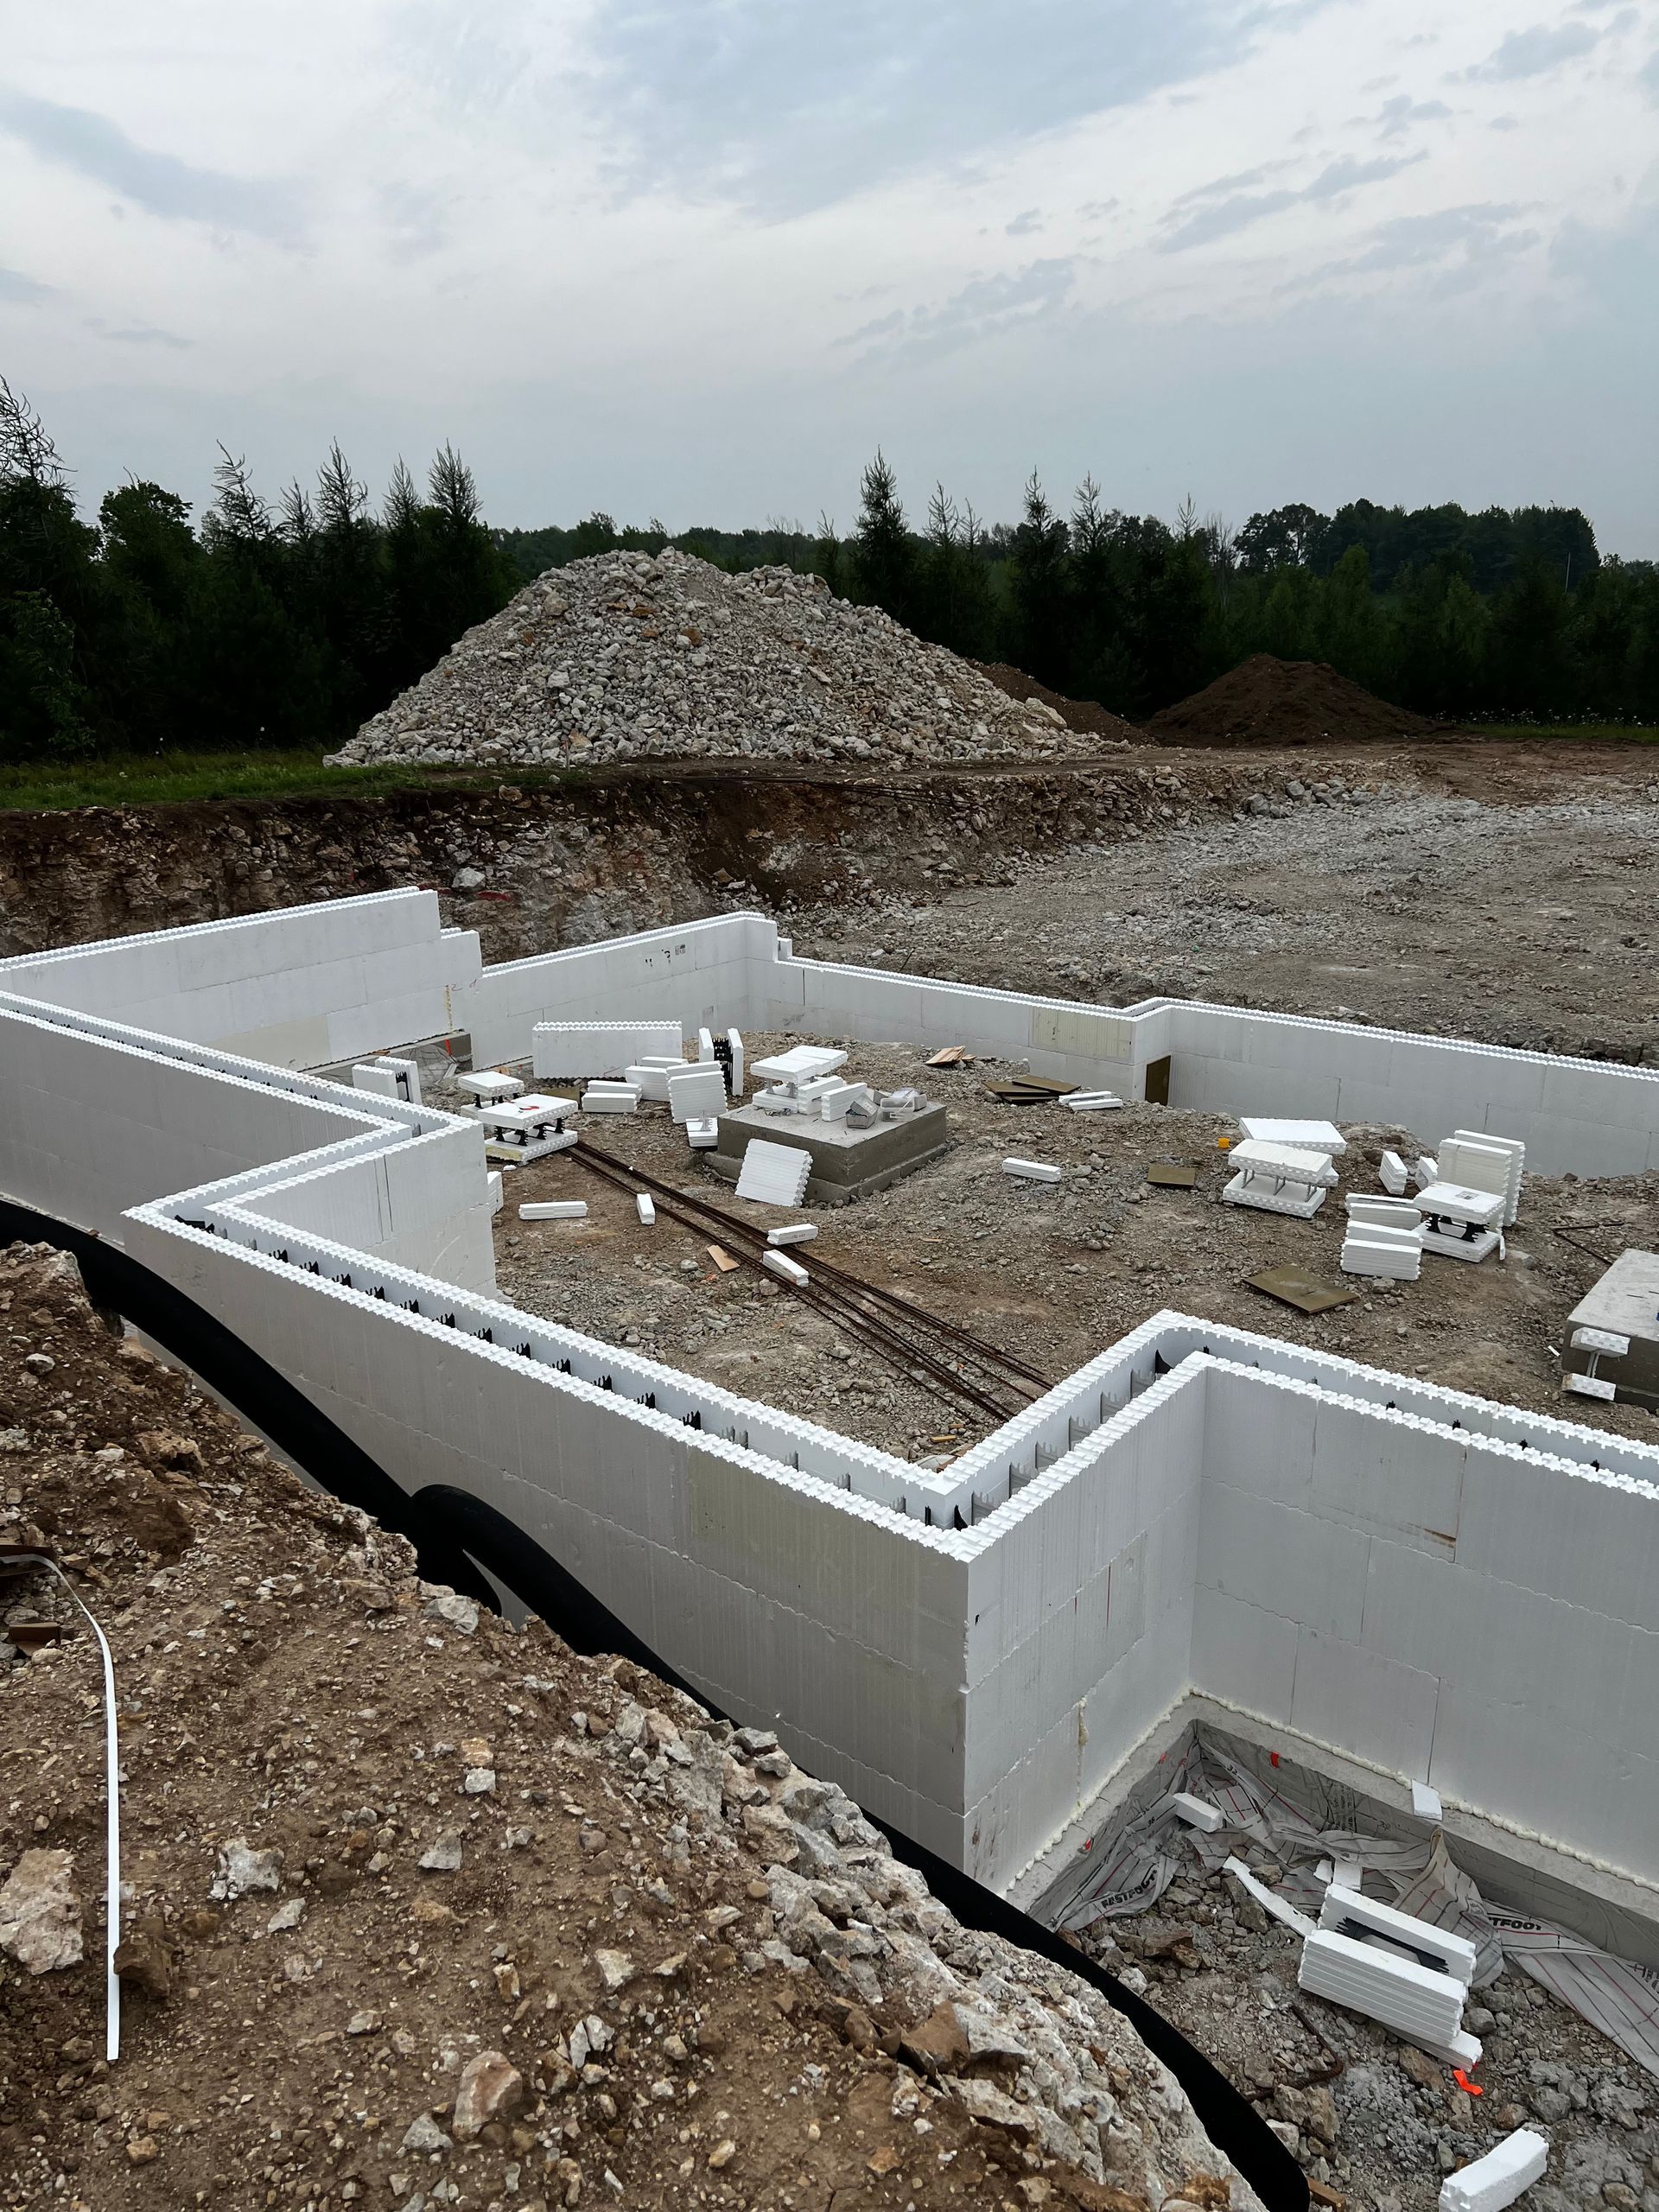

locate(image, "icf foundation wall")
[[1193, 1359, 1659, 1878], [4, 892, 1659, 1896], [0, 889, 481, 1071]]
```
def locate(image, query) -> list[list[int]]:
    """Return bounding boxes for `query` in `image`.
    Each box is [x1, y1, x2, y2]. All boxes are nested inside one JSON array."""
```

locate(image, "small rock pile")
[[328, 550, 1123, 772]]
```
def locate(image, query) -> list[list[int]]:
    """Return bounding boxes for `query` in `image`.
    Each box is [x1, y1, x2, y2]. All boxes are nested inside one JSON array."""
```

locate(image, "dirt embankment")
[[0, 1243, 1252, 2212], [0, 761, 1215, 968], [972, 664, 1142, 747], [1146, 658, 1439, 747]]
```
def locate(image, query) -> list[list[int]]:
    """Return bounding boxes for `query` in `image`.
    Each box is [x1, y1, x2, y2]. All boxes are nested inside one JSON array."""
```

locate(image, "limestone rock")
[[452, 2050, 524, 2140], [0, 1849, 84, 1973]]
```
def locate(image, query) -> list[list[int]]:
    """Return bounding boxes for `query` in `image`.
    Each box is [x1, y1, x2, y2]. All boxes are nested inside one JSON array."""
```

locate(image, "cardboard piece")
[[1246, 1266, 1359, 1316]]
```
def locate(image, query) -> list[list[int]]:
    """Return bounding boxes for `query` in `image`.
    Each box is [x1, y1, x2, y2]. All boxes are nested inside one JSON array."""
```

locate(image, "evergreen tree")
[[852, 449, 915, 624], [1007, 472, 1071, 687]]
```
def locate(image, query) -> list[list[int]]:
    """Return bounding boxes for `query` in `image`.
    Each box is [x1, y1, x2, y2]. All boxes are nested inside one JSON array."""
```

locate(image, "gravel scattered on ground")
[[330, 551, 1128, 773], [0, 1243, 1261, 2212], [1079, 1847, 1659, 2212], [475, 1034, 1659, 1466]]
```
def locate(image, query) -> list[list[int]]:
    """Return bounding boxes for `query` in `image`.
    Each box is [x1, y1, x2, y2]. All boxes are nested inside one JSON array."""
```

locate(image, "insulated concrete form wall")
[[4, 892, 1659, 1896], [467, 913, 1658, 1169], [1194, 1361, 1659, 1877], [0, 890, 481, 1070]]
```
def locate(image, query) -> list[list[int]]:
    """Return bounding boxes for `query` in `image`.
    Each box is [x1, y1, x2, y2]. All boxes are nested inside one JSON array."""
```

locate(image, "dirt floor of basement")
[[468, 1037, 1659, 1467]]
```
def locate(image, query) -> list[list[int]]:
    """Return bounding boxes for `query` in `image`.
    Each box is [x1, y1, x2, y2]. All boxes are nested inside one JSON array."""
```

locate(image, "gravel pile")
[[327, 550, 1124, 772]]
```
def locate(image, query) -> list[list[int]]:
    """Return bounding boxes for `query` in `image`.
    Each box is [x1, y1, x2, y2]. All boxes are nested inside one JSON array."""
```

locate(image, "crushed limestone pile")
[[327, 549, 1125, 772]]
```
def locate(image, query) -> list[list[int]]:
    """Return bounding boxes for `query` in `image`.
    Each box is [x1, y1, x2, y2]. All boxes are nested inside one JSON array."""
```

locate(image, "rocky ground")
[[0, 1243, 1260, 2212], [480, 1034, 1659, 1467], [328, 552, 1134, 774], [1081, 1858, 1659, 2212]]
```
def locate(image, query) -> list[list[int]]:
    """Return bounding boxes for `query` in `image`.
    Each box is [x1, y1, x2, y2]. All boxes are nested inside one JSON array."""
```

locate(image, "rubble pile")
[[328, 551, 1124, 772], [0, 1243, 1252, 2212]]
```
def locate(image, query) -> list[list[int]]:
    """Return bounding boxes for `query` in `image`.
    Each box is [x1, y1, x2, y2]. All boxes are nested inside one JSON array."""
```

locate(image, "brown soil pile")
[[1146, 657, 1439, 747], [972, 664, 1141, 747], [0, 1243, 1249, 2212]]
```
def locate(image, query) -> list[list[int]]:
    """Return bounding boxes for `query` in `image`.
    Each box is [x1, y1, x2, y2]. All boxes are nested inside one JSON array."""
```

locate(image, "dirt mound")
[[0, 1243, 1251, 2212], [972, 663, 1142, 746], [1146, 655, 1438, 747], [329, 551, 1122, 775]]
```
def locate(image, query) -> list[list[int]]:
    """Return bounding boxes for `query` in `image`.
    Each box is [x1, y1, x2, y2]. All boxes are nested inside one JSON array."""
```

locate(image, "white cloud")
[[0, 0, 1654, 552]]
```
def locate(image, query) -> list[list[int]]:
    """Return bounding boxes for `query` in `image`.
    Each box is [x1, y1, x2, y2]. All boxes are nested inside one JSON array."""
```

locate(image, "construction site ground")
[[482, 1034, 1658, 1468]]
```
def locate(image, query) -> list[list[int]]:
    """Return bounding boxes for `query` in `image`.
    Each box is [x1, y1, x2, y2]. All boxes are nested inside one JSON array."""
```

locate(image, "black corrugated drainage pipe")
[[0, 1200, 1305, 2212]]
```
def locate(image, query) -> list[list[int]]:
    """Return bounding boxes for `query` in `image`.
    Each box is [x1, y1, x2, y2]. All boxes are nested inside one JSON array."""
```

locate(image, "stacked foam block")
[[735, 1138, 814, 1207], [1299, 1884, 1479, 2064], [1341, 1194, 1426, 1280]]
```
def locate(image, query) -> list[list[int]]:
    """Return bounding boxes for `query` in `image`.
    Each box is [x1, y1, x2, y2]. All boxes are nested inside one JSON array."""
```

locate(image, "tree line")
[[0, 378, 517, 760], [3, 373, 1656, 765], [500, 460, 1657, 727]]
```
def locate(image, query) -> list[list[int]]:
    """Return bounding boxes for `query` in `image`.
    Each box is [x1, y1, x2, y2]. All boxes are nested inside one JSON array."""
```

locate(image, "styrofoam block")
[[1169, 1790, 1224, 1832], [1223, 1170, 1326, 1219], [1412, 1780, 1444, 1822], [487, 1171, 503, 1215], [666, 1064, 727, 1123], [1239, 1116, 1346, 1154], [519, 1201, 588, 1220], [1414, 1154, 1440, 1189], [818, 1080, 874, 1122], [766, 1223, 817, 1246], [726, 1027, 745, 1097], [582, 1089, 639, 1116], [686, 1117, 718, 1148], [1004, 1158, 1062, 1184], [636, 1193, 655, 1226], [736, 1139, 813, 1208], [352, 1064, 402, 1098], [697, 1027, 715, 1063], [1379, 1151, 1410, 1195], [1059, 1091, 1123, 1112], [1346, 1195, 1425, 1229], [1319, 1883, 1475, 1983], [1341, 1234, 1422, 1281], [624, 1065, 671, 1102], [1298, 1927, 1467, 2042], [762, 1249, 809, 1288], [1439, 2131, 1550, 2212]]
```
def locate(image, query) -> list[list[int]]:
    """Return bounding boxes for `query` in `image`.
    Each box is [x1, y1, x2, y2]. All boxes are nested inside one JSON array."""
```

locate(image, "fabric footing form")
[[734, 1138, 813, 1208], [1038, 1733, 1659, 2078], [1439, 2130, 1550, 2212]]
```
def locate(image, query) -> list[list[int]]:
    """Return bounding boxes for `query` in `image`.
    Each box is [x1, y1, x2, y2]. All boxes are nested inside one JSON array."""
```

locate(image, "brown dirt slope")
[[973, 663, 1141, 746], [0, 1243, 1251, 2212], [1146, 656, 1438, 747]]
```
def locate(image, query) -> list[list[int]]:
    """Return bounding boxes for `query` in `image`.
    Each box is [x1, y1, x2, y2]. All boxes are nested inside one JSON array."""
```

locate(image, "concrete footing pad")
[[706, 1099, 951, 1205]]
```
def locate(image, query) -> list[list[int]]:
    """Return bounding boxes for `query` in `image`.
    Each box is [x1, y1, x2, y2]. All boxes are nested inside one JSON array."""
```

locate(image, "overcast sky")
[[3, 2, 1656, 552]]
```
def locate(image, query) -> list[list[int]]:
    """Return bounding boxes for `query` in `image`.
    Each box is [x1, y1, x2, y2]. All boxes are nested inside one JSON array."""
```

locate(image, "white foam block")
[[635, 1193, 655, 1226], [1230, 1139, 1340, 1186], [519, 1201, 588, 1221], [1414, 1154, 1440, 1190], [698, 1027, 715, 1064], [666, 1064, 727, 1124], [762, 1248, 809, 1287], [582, 1090, 639, 1116], [767, 1224, 817, 1246], [624, 1065, 671, 1102], [1565, 1371, 1618, 1402], [1412, 1781, 1444, 1823], [1239, 1117, 1346, 1155], [726, 1028, 745, 1098], [750, 1045, 848, 1086], [352, 1064, 401, 1099], [1224, 1857, 1316, 1938], [736, 1138, 813, 1208], [1319, 1883, 1474, 1984], [1004, 1158, 1062, 1184], [1571, 1325, 1631, 1356], [487, 1171, 503, 1214], [1060, 1091, 1124, 1112], [1169, 1791, 1224, 1833], [1223, 1171, 1326, 1219], [686, 1117, 718, 1148], [1345, 1195, 1425, 1230], [1439, 2131, 1550, 2212], [1299, 1928, 1468, 2044], [818, 1080, 874, 1122], [1341, 1236, 1422, 1281], [1379, 1150, 1410, 1196], [457, 1070, 524, 1103]]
